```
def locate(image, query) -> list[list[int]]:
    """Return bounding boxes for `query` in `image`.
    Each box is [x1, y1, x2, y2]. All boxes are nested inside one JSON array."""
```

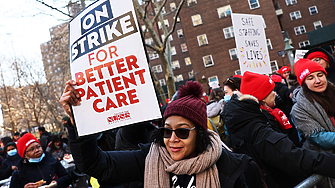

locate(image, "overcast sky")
[[0, 0, 75, 133]]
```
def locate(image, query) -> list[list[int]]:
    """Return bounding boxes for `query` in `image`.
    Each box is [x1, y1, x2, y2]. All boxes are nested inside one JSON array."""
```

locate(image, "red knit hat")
[[271, 74, 282, 83], [233, 74, 243, 79], [240, 71, 275, 101], [16, 133, 40, 158], [294, 59, 327, 85], [306, 51, 329, 63], [164, 81, 207, 130], [277, 66, 291, 78]]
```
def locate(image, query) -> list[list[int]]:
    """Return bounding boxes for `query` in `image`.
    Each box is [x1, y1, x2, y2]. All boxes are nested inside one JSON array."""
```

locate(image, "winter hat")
[[164, 81, 207, 130], [271, 74, 282, 83], [240, 71, 275, 101], [294, 59, 327, 85], [277, 66, 291, 78], [306, 51, 329, 63], [233, 74, 243, 79], [17, 133, 40, 158]]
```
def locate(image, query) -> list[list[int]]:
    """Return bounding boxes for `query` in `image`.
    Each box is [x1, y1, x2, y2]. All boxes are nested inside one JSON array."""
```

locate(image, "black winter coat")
[[10, 152, 72, 188], [68, 124, 251, 188], [273, 82, 293, 118], [223, 96, 335, 187], [0, 154, 21, 180], [304, 47, 335, 84]]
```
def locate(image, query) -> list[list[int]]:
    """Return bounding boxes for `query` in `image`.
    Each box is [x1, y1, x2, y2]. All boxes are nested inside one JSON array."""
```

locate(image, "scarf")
[[144, 130, 222, 188], [260, 105, 292, 130]]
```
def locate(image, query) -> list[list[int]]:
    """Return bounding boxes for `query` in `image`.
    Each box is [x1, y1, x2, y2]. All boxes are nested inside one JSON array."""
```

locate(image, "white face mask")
[[7, 149, 17, 156], [28, 153, 45, 163]]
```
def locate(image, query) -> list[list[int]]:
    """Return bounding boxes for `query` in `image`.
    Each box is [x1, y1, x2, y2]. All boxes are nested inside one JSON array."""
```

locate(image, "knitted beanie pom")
[[177, 81, 203, 99]]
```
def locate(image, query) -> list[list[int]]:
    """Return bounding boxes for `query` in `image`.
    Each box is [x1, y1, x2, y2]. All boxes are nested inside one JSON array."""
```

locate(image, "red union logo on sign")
[[107, 111, 131, 124]]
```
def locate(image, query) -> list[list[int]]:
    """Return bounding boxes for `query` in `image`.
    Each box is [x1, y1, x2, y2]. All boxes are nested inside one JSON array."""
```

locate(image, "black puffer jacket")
[[304, 47, 335, 84], [0, 154, 21, 180], [68, 123, 251, 188], [10, 152, 72, 188], [223, 95, 335, 187]]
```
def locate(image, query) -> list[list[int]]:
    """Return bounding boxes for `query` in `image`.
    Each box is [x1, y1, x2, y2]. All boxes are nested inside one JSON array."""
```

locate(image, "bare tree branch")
[[35, 0, 73, 18]]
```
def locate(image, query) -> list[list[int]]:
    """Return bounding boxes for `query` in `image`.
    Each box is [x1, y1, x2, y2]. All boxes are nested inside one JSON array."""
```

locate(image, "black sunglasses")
[[160, 127, 196, 139]]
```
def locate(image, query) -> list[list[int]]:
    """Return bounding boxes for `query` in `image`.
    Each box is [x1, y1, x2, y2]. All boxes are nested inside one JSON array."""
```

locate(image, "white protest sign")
[[294, 50, 308, 63], [69, 0, 162, 136], [231, 13, 272, 75]]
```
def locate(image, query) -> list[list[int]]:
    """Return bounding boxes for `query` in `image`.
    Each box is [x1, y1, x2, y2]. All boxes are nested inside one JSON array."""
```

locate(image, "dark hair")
[[20, 132, 28, 137], [38, 127, 46, 132], [223, 77, 241, 91], [1, 137, 12, 148], [4, 142, 16, 157], [14, 132, 20, 136], [302, 80, 335, 117], [208, 88, 224, 102], [50, 135, 63, 153], [151, 125, 211, 154]]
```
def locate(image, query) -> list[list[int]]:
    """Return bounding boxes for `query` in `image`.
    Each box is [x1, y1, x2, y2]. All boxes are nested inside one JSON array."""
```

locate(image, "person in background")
[[60, 80, 252, 188], [13, 132, 20, 143], [222, 77, 241, 103], [304, 47, 335, 84], [222, 71, 335, 187], [0, 142, 21, 180], [277, 66, 291, 86], [10, 133, 72, 188], [291, 59, 335, 187], [38, 127, 52, 152], [206, 88, 225, 140], [46, 135, 70, 161], [271, 74, 293, 118], [1, 137, 12, 159]]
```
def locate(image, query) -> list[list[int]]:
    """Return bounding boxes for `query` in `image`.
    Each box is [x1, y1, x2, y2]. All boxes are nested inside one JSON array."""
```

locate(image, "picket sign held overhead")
[[231, 13, 272, 75], [69, 0, 162, 136]]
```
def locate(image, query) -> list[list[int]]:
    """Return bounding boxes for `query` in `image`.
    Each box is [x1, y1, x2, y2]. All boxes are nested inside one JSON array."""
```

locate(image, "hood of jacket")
[[206, 100, 222, 118], [222, 95, 267, 134]]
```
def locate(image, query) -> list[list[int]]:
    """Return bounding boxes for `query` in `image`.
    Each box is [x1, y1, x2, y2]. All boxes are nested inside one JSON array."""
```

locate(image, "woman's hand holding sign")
[[60, 80, 81, 126]]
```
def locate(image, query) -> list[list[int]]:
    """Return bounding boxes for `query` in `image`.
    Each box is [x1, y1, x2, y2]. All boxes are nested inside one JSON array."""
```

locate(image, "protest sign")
[[231, 13, 272, 75], [294, 50, 308, 63], [69, 0, 162, 136]]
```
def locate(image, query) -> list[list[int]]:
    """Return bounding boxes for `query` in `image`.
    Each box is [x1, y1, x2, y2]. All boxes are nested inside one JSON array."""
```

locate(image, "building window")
[[161, 34, 173, 41], [235, 70, 241, 75], [155, 7, 166, 14], [299, 40, 310, 48], [175, 17, 181, 23], [266, 39, 273, 50], [145, 38, 154, 45], [188, 70, 194, 79], [203, 55, 214, 67], [158, 19, 169, 29], [248, 0, 260, 10], [197, 34, 208, 46], [177, 29, 183, 38], [313, 21, 322, 30], [181, 43, 188, 52], [152, 65, 162, 73], [309, 6, 318, 15], [171, 46, 176, 55], [171, 60, 180, 69], [223, 26, 234, 39], [149, 52, 159, 60], [217, 5, 232, 18], [141, 25, 147, 32], [170, 3, 176, 11], [229, 48, 238, 60], [185, 57, 192, 66], [138, 0, 145, 5], [294, 25, 306, 35], [285, 0, 297, 6], [159, 79, 166, 86], [187, 0, 197, 6], [290, 11, 302, 20], [175, 75, 184, 82], [191, 14, 202, 26], [208, 76, 218, 83], [270, 61, 278, 73]]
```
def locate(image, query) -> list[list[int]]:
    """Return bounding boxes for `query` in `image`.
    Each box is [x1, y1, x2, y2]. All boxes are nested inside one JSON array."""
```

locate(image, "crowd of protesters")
[[1, 46, 335, 188]]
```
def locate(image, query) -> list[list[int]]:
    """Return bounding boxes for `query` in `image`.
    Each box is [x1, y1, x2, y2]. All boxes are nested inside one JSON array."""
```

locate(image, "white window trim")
[[191, 14, 202, 26], [188, 70, 194, 79], [270, 60, 279, 73], [171, 60, 180, 69], [229, 48, 238, 60], [170, 2, 176, 11], [313, 21, 322, 30], [187, 0, 197, 6], [197, 34, 208, 46], [266, 39, 273, 50], [235, 70, 241, 75], [175, 74, 184, 82], [298, 40, 310, 48], [223, 26, 234, 39], [294, 25, 306, 35], [203, 55, 214, 67], [289, 11, 301, 20], [285, 0, 297, 6], [177, 29, 183, 38], [152, 65, 162, 73], [159, 79, 166, 86], [217, 5, 232, 18], [208, 76, 219, 83], [185, 57, 192, 66], [248, 0, 260, 10], [181, 43, 188, 52], [171, 46, 177, 55], [309, 6, 318, 15]]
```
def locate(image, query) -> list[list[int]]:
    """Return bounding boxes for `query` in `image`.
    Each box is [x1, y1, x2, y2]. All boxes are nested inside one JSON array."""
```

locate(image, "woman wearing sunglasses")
[[60, 80, 252, 188]]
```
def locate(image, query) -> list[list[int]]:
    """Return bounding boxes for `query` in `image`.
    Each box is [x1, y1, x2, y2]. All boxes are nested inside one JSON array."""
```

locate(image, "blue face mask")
[[7, 149, 17, 156], [224, 95, 231, 102], [28, 153, 45, 163]]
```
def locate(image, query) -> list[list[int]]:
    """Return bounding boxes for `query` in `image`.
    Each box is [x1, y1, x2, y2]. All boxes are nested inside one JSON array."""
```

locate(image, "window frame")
[[270, 61, 279, 73], [229, 48, 238, 60], [188, 70, 194, 79], [170, 2, 176, 11], [175, 74, 184, 82], [171, 60, 180, 69], [285, 0, 297, 6], [298, 40, 310, 48], [181, 43, 188, 52], [152, 65, 162, 73], [217, 5, 232, 18], [202, 55, 214, 67], [309, 6, 318, 15], [208, 76, 219, 83], [313, 20, 322, 30], [289, 11, 302, 20], [171, 46, 177, 55], [197, 34, 208, 46], [159, 79, 166, 86], [266, 39, 273, 50], [223, 26, 234, 39], [191, 14, 203, 26], [187, 0, 197, 6], [177, 29, 183, 38], [185, 57, 192, 66], [248, 0, 260, 10], [294, 25, 306, 35]]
